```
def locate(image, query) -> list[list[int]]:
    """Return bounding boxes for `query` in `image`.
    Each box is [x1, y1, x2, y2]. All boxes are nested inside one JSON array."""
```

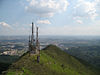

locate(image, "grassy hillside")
[[66, 46, 100, 69], [0, 55, 19, 74], [0, 55, 19, 64], [6, 45, 99, 75]]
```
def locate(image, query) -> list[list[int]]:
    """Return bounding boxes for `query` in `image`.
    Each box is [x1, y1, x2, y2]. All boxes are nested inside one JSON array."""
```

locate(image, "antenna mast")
[[31, 22, 34, 45]]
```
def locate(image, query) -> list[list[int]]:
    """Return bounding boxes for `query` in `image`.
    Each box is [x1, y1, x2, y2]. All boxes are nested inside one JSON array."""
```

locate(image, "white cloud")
[[73, 0, 99, 21], [76, 20, 83, 24], [0, 22, 14, 35], [37, 20, 51, 24], [0, 22, 31, 36], [25, 0, 69, 17], [73, 16, 83, 24], [40, 23, 100, 35], [0, 22, 11, 28]]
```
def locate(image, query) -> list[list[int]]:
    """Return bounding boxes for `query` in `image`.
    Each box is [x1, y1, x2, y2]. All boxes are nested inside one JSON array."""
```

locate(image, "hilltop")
[[5, 45, 99, 75]]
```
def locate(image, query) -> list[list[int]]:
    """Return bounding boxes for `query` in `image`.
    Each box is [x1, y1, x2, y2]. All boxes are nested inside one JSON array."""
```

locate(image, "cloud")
[[73, 16, 83, 24], [0, 22, 11, 28], [25, 0, 69, 17], [0, 22, 31, 36], [0, 22, 14, 35], [37, 20, 51, 24], [76, 20, 83, 24], [73, 0, 99, 21], [40, 23, 100, 35]]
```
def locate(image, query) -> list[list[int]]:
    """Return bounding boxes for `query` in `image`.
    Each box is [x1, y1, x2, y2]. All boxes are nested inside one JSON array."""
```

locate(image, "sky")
[[0, 0, 100, 36]]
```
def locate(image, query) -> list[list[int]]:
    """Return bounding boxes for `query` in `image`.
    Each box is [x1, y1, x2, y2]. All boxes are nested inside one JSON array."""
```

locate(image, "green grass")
[[6, 45, 100, 75]]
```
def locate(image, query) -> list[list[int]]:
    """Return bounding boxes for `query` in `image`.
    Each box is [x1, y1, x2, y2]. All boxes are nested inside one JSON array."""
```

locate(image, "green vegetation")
[[6, 45, 100, 75], [67, 46, 100, 69], [0, 62, 10, 75], [0, 55, 19, 74], [0, 55, 19, 64]]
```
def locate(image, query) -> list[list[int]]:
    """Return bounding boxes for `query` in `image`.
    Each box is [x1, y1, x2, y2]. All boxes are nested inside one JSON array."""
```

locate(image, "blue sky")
[[0, 0, 100, 36]]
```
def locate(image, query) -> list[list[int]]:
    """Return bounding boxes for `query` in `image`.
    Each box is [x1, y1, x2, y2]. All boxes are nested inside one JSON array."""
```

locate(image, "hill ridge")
[[6, 45, 99, 75]]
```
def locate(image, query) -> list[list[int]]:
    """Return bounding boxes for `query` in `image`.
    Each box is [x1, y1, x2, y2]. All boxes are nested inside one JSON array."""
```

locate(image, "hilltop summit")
[[5, 45, 99, 75]]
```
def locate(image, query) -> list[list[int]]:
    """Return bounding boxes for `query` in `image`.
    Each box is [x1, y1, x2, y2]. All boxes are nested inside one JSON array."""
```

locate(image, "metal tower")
[[29, 22, 40, 55], [31, 22, 34, 45], [36, 27, 40, 54]]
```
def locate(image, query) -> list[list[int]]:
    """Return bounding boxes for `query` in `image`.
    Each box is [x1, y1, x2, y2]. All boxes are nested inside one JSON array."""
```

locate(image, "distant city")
[[0, 36, 100, 56]]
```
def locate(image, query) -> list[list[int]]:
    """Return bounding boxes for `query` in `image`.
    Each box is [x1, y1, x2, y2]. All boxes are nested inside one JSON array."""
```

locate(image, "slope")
[[6, 45, 99, 75]]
